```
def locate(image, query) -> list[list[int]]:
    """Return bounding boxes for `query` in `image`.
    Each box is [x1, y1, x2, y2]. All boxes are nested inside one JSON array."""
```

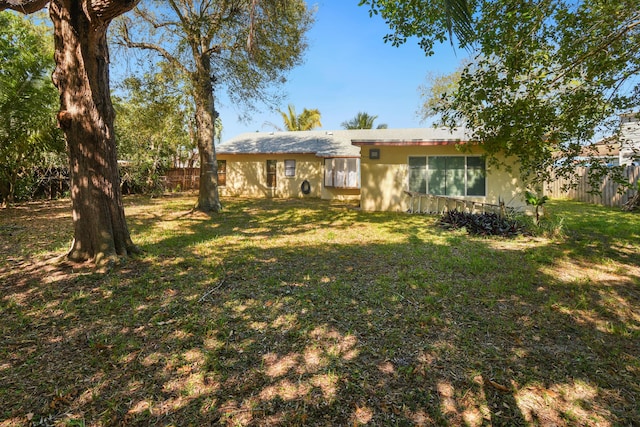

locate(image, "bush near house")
[[439, 210, 527, 236]]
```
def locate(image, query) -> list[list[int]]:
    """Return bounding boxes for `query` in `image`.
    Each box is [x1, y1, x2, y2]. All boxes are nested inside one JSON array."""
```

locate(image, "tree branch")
[[247, 0, 258, 53], [135, 7, 180, 30], [204, 44, 222, 56], [0, 0, 49, 14], [120, 23, 189, 75], [88, 0, 140, 23], [551, 18, 640, 85]]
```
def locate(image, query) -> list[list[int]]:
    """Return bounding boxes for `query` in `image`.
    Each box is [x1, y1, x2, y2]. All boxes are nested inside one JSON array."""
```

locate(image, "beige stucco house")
[[216, 130, 362, 202], [352, 128, 527, 212], [216, 128, 528, 212]]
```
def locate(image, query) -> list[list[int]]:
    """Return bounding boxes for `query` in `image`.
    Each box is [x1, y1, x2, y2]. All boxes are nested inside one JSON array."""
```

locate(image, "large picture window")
[[408, 157, 427, 193], [465, 156, 486, 196], [324, 158, 360, 188], [408, 156, 485, 196]]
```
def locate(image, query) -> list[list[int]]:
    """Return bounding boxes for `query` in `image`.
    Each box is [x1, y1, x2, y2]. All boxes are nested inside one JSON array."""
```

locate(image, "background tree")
[[0, 0, 139, 264], [364, 0, 640, 190], [341, 112, 387, 129], [114, 66, 193, 194], [437, 0, 640, 189], [116, 0, 313, 212], [278, 104, 322, 131], [418, 68, 464, 125], [0, 12, 63, 205]]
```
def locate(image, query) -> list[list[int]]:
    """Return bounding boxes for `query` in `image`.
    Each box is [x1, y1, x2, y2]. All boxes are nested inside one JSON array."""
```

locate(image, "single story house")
[[216, 128, 528, 212], [216, 129, 363, 201], [577, 138, 620, 166], [576, 114, 640, 167]]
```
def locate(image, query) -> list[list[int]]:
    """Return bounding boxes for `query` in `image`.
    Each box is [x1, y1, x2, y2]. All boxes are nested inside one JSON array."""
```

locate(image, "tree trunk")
[[7, 167, 18, 204], [193, 58, 222, 213], [50, 0, 137, 264]]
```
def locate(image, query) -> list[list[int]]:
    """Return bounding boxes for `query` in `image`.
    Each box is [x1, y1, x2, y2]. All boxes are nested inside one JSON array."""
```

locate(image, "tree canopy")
[[358, 0, 474, 53], [0, 11, 63, 205], [116, 0, 313, 212], [1, 0, 140, 264], [418, 68, 464, 125], [364, 0, 640, 189], [114, 67, 193, 194]]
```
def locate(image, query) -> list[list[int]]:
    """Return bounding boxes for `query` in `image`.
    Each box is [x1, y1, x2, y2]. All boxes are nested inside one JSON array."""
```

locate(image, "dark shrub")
[[440, 209, 526, 237]]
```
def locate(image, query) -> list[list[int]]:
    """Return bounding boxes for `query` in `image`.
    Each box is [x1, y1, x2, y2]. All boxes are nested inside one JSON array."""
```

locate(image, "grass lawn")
[[1, 195, 639, 426]]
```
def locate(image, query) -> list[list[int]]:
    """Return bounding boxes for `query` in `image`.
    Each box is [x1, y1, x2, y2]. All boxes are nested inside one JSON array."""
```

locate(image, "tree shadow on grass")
[[1, 197, 638, 426], [544, 200, 640, 267]]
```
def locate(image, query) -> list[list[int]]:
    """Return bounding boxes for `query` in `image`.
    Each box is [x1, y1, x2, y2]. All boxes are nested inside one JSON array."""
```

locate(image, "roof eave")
[[351, 139, 466, 146], [216, 151, 317, 156]]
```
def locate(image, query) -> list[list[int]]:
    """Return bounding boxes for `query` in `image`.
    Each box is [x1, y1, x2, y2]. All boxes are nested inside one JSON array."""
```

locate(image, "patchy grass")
[[1, 195, 639, 426]]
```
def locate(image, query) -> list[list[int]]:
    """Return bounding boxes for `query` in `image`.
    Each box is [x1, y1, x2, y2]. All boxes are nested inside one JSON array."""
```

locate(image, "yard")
[[1, 196, 639, 426]]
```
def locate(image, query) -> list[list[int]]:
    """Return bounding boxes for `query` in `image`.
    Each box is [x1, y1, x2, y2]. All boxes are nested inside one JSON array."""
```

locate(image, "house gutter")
[[351, 139, 465, 146]]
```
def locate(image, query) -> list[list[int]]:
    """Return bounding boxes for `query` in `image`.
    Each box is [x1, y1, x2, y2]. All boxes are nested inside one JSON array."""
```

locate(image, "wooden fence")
[[164, 168, 200, 191], [544, 165, 639, 208]]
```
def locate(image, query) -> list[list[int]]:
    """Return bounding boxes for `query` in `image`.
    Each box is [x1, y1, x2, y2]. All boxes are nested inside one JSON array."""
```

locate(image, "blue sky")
[[217, 1, 467, 140]]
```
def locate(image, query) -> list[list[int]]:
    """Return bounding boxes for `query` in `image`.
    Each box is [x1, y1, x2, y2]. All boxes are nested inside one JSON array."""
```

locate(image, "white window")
[[284, 159, 296, 177], [408, 156, 485, 196], [324, 158, 360, 188]]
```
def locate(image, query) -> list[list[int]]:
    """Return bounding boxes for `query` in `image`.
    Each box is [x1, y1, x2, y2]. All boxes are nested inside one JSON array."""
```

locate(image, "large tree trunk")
[[50, 0, 137, 264], [193, 57, 222, 213]]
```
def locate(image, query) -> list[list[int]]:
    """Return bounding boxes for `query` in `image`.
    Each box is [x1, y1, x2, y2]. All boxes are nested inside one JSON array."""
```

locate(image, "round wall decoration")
[[301, 180, 311, 195]]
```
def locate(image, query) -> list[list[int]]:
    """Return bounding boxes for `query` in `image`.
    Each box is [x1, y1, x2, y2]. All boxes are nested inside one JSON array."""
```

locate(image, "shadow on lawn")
[[545, 200, 640, 267], [1, 197, 639, 426]]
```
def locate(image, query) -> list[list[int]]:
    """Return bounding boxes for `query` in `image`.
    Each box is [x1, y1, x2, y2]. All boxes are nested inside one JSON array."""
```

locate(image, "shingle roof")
[[217, 128, 469, 157]]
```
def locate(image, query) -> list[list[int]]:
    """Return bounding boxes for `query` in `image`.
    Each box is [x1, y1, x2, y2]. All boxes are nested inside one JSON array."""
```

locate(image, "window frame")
[[266, 159, 277, 188], [407, 155, 486, 197], [217, 159, 226, 187], [284, 159, 296, 178], [324, 157, 360, 189], [408, 156, 427, 194]]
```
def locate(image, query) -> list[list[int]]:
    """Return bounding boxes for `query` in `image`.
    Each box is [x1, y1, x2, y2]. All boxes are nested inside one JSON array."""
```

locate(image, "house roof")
[[580, 138, 620, 157], [217, 128, 469, 157], [217, 130, 361, 157], [350, 127, 469, 146]]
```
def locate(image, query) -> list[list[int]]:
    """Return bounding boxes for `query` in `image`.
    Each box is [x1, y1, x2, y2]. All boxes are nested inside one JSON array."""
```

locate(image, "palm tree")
[[362, 0, 474, 49], [279, 104, 322, 131], [443, 0, 474, 46], [341, 112, 387, 130]]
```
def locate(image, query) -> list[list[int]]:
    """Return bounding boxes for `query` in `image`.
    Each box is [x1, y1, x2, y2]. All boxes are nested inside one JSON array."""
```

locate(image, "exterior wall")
[[217, 153, 322, 198], [620, 114, 640, 165], [321, 186, 360, 202], [216, 153, 360, 201], [358, 145, 527, 212]]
